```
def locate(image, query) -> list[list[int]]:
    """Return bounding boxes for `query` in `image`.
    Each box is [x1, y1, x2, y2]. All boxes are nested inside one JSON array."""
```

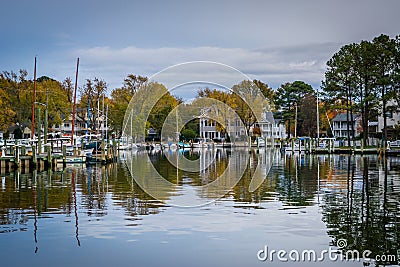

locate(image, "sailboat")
[[64, 58, 87, 164]]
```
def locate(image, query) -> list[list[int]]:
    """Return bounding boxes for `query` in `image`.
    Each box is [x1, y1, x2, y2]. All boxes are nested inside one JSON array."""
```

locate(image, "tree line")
[[323, 34, 400, 145], [1, 34, 399, 141]]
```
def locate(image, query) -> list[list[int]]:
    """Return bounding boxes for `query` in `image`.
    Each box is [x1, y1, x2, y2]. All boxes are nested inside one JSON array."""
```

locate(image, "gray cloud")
[[70, 42, 341, 96], [2, 0, 399, 96]]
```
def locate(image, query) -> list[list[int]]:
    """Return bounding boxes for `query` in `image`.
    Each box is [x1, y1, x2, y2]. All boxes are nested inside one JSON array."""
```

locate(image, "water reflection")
[[0, 149, 399, 266], [320, 155, 400, 265]]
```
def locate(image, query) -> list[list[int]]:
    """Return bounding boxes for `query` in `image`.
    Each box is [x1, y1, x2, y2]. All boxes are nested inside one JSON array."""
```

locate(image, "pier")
[[0, 139, 118, 174], [280, 137, 400, 156]]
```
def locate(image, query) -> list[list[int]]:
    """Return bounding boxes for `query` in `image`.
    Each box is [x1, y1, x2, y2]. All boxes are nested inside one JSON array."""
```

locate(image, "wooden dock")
[[0, 139, 118, 174], [281, 138, 400, 156]]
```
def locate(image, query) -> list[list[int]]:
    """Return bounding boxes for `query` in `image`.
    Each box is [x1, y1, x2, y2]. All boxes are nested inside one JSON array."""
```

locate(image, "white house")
[[52, 111, 109, 137], [198, 106, 247, 141], [332, 112, 361, 139], [199, 116, 246, 141], [199, 107, 286, 141], [259, 111, 287, 140], [377, 100, 400, 139]]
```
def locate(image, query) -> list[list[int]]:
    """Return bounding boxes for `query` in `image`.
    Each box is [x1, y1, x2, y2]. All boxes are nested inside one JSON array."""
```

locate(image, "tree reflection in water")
[[320, 155, 400, 265], [0, 150, 398, 266]]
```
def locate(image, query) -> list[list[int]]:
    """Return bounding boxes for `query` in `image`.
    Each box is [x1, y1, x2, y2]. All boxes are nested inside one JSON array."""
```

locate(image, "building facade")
[[199, 108, 286, 141], [52, 112, 109, 137], [377, 100, 400, 139], [332, 112, 360, 139], [259, 111, 287, 140]]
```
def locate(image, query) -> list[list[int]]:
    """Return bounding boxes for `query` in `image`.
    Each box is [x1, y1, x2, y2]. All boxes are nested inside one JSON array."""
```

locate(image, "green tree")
[[355, 40, 380, 144], [36, 77, 72, 129], [323, 43, 359, 145], [180, 128, 197, 140], [372, 34, 398, 143], [0, 73, 18, 131], [109, 74, 148, 135], [323, 34, 400, 144], [274, 81, 314, 138], [0, 70, 31, 129], [297, 94, 318, 137], [148, 91, 180, 134]]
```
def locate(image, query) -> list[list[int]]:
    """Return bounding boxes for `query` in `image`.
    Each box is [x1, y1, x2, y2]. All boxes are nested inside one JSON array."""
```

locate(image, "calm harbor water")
[[0, 149, 399, 267]]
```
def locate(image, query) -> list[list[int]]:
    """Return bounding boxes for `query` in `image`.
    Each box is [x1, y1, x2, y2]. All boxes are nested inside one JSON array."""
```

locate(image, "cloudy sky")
[[1, 0, 399, 99]]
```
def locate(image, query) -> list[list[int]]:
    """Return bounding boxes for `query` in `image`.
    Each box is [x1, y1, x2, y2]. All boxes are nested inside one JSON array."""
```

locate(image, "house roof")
[[23, 127, 31, 134], [262, 111, 275, 124], [332, 112, 359, 122], [148, 128, 157, 135]]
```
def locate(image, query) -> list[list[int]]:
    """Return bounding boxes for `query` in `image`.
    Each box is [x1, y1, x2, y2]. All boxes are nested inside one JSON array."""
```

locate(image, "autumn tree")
[[253, 79, 275, 105], [78, 78, 108, 133], [36, 77, 73, 128], [0, 72, 20, 131], [197, 88, 236, 139], [0, 70, 30, 129], [109, 74, 148, 135], [0, 71, 73, 135], [232, 80, 270, 135]]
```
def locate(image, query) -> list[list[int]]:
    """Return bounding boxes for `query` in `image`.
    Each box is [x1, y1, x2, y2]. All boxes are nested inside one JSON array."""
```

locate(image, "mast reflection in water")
[[0, 149, 399, 267]]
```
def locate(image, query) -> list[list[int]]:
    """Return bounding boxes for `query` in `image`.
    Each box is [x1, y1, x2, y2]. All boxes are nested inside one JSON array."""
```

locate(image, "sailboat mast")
[[97, 98, 100, 136], [86, 98, 91, 140], [102, 94, 104, 138], [31, 57, 37, 139], [105, 104, 108, 141], [316, 88, 320, 143], [71, 58, 79, 145], [294, 103, 298, 138], [176, 108, 179, 142]]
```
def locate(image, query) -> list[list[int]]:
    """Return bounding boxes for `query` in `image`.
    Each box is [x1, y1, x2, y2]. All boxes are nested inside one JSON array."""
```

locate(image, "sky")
[[1, 0, 399, 99]]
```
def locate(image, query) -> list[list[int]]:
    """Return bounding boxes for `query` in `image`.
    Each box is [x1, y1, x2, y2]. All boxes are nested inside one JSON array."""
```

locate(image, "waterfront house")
[[199, 107, 286, 142], [331, 112, 361, 139], [52, 110, 109, 137], [199, 116, 246, 141], [259, 111, 287, 140], [198, 105, 247, 142], [377, 100, 400, 140]]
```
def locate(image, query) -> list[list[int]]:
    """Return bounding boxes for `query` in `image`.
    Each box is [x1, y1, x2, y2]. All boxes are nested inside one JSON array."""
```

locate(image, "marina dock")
[[0, 139, 118, 174]]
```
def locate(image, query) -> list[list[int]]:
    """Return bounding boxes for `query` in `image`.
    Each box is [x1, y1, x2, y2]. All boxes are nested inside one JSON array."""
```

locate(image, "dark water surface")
[[0, 149, 399, 267]]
